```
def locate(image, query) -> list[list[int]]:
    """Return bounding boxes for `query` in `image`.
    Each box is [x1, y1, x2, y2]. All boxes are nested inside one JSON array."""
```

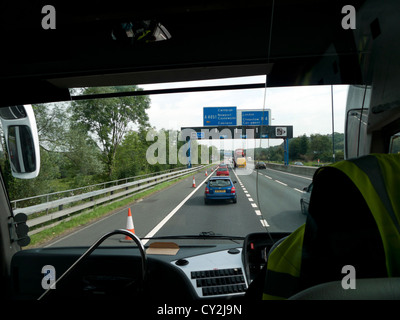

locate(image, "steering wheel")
[[267, 236, 288, 258], [38, 229, 147, 300]]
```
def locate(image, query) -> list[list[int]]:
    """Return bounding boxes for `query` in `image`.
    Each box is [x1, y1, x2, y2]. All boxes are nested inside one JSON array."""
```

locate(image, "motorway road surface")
[[45, 165, 312, 248]]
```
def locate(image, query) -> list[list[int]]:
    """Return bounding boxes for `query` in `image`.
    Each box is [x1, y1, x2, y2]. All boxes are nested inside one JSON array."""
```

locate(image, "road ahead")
[[46, 165, 312, 248]]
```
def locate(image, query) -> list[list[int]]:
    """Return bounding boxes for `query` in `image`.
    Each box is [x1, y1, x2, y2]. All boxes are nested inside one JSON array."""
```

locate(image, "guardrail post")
[[46, 195, 49, 215]]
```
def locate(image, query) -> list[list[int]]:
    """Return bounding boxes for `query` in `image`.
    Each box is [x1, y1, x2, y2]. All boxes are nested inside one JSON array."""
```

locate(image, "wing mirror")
[[0, 105, 40, 179]]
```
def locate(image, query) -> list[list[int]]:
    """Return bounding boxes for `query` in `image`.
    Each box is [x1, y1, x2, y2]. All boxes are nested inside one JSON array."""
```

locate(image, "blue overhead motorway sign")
[[203, 107, 237, 126], [240, 110, 270, 126]]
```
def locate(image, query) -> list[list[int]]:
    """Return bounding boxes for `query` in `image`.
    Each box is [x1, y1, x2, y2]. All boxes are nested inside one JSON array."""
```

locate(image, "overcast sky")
[[140, 76, 349, 149]]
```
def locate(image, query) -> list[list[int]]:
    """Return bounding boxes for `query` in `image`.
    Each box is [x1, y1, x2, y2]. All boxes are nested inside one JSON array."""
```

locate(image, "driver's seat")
[[298, 165, 387, 290], [289, 277, 400, 300], [263, 154, 400, 300]]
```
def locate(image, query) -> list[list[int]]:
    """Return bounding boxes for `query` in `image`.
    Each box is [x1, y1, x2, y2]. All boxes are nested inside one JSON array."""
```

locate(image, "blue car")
[[204, 177, 237, 204]]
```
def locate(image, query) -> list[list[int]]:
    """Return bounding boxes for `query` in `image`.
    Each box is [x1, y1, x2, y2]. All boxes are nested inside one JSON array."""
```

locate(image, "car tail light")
[[231, 186, 236, 194], [205, 187, 209, 194]]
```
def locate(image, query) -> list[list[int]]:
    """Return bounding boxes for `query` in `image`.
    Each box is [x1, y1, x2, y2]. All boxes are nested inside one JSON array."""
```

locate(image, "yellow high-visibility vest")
[[263, 154, 400, 300]]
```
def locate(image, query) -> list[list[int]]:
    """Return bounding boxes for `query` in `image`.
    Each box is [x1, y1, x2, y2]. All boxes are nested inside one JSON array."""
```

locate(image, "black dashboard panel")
[[242, 232, 289, 282], [10, 233, 289, 300]]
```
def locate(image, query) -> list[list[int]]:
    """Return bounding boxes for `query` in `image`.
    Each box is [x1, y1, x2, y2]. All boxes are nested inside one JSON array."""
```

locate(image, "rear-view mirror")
[[0, 105, 40, 179]]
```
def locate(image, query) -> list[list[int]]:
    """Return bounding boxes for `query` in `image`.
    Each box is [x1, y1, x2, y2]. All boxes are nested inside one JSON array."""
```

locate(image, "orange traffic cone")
[[192, 176, 196, 188], [205, 170, 208, 176], [120, 208, 135, 242]]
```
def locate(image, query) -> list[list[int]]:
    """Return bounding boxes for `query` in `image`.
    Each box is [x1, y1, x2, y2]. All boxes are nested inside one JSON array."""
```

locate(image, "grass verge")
[[26, 170, 204, 248]]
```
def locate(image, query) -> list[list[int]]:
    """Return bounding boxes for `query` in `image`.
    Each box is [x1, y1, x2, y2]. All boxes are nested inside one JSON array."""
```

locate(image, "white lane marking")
[[275, 180, 288, 186], [265, 167, 313, 181], [232, 168, 270, 227], [260, 219, 270, 227], [142, 174, 211, 245], [260, 170, 309, 193]]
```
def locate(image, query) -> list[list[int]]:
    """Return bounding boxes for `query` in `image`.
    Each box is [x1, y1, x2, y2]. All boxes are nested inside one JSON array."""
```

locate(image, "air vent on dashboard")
[[191, 268, 247, 296]]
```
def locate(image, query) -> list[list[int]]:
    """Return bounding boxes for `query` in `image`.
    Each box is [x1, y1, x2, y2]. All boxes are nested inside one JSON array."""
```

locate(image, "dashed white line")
[[232, 168, 270, 228], [275, 180, 288, 186], [258, 170, 309, 194], [260, 219, 270, 227], [263, 167, 313, 181]]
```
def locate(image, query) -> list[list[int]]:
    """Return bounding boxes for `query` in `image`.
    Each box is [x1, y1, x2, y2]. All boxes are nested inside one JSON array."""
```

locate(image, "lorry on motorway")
[[1, 0, 400, 306], [236, 157, 246, 168], [233, 148, 245, 168]]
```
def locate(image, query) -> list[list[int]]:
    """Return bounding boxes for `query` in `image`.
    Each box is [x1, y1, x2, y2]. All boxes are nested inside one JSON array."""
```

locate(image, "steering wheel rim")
[[267, 235, 288, 259], [38, 229, 147, 300]]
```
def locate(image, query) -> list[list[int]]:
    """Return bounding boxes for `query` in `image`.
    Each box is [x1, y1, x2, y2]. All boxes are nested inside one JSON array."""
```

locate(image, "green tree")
[[309, 134, 332, 160], [299, 134, 309, 155], [268, 145, 284, 162], [289, 138, 301, 160], [61, 123, 105, 186], [5, 147, 61, 204], [33, 103, 69, 150], [289, 134, 309, 161], [114, 128, 150, 179], [33, 103, 105, 187], [71, 86, 150, 178]]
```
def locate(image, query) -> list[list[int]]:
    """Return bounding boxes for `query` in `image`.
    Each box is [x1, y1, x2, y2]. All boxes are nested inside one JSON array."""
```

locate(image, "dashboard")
[[172, 248, 247, 298], [10, 232, 289, 300]]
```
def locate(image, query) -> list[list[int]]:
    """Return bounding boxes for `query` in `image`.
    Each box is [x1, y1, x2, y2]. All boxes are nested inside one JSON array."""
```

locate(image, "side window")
[[389, 133, 400, 153], [345, 108, 369, 158], [345, 85, 371, 159]]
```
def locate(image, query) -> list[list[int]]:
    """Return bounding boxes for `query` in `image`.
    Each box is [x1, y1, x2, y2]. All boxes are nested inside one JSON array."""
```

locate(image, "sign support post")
[[283, 138, 290, 166]]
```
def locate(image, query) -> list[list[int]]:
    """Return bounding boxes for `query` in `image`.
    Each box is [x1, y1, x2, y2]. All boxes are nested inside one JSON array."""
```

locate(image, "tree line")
[[253, 133, 345, 164], [0, 86, 213, 203]]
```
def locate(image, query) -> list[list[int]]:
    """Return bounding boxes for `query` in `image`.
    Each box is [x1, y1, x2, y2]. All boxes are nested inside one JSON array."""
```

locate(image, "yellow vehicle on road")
[[236, 157, 246, 168]]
